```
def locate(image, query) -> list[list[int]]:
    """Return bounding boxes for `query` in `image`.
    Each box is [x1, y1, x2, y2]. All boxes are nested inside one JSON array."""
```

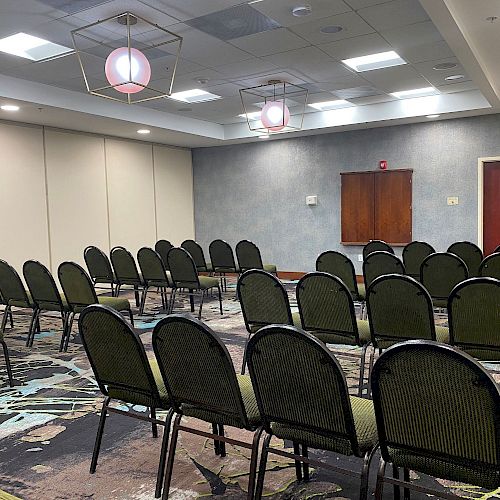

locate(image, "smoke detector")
[[195, 77, 210, 85], [292, 5, 312, 17]]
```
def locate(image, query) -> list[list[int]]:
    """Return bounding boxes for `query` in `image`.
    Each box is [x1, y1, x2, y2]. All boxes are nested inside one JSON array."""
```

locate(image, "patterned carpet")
[[0, 279, 499, 499]]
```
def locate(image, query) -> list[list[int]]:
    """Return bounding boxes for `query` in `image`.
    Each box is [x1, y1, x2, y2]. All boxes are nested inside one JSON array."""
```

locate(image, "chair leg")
[[212, 423, 221, 455], [404, 468, 411, 500], [134, 286, 140, 308], [26, 308, 39, 347], [116, 284, 121, 297], [375, 457, 387, 500], [161, 413, 182, 500], [358, 343, 369, 397], [63, 313, 75, 352], [293, 442, 303, 481], [359, 446, 377, 500], [393, 464, 401, 500], [217, 285, 223, 315], [1, 305, 11, 333], [155, 409, 174, 499], [302, 445, 309, 481], [90, 397, 110, 473], [1, 340, 13, 387], [198, 290, 205, 320], [218, 424, 226, 457], [128, 310, 134, 327], [241, 331, 252, 375], [139, 287, 148, 316], [255, 433, 272, 499], [247, 427, 264, 500], [169, 289, 176, 314]]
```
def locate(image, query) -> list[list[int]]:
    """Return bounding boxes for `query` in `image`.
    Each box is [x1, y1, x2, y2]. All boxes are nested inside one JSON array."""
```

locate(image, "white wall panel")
[[0, 122, 50, 271], [153, 145, 194, 245]]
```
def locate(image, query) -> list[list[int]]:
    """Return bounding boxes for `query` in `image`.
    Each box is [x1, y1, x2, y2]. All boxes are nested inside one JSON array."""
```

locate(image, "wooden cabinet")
[[341, 169, 412, 245]]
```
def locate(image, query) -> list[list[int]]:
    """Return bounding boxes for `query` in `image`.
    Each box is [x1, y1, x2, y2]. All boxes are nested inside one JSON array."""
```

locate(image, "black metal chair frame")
[[236, 239, 265, 273], [181, 239, 211, 273], [372, 340, 500, 500], [402, 241, 435, 279], [110, 246, 145, 308], [79, 305, 173, 499], [248, 325, 377, 500], [1, 334, 13, 387], [363, 240, 394, 260], [152, 314, 263, 500], [447, 241, 483, 276], [362, 251, 405, 292], [84, 246, 116, 296], [209, 239, 239, 292]]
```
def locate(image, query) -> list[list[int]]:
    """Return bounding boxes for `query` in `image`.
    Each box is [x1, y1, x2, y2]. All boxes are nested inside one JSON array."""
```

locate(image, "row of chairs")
[[80, 305, 500, 500], [237, 269, 500, 394]]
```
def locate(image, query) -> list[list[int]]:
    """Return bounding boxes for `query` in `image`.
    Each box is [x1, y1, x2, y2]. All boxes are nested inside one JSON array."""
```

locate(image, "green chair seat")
[[292, 311, 301, 328], [313, 319, 371, 346], [205, 262, 213, 272], [356, 283, 366, 301], [198, 276, 220, 289], [97, 296, 130, 312], [9, 296, 33, 308], [263, 264, 277, 273], [271, 395, 377, 456], [37, 293, 70, 312], [435, 325, 450, 343]]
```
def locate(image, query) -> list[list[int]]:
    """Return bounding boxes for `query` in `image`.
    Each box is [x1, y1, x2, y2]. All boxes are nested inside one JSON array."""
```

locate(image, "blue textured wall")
[[193, 114, 500, 273]]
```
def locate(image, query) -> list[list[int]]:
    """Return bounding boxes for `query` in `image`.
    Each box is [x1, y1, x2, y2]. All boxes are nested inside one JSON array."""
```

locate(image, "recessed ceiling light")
[[426, 114, 440, 118], [445, 74, 465, 81], [486, 16, 498, 23], [137, 129, 150, 134], [0, 104, 20, 111], [308, 99, 354, 111], [342, 51, 406, 72], [259, 134, 270, 139], [292, 5, 312, 16], [238, 111, 261, 120], [169, 88, 222, 103], [390, 87, 438, 99], [0, 32, 72, 61], [432, 62, 457, 71], [320, 25, 343, 34]]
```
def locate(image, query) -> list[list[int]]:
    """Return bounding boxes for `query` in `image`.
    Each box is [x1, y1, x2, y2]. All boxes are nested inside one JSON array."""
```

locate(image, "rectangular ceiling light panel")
[[0, 32, 72, 61], [169, 89, 222, 103], [390, 87, 438, 99], [308, 100, 355, 111], [342, 51, 406, 72]]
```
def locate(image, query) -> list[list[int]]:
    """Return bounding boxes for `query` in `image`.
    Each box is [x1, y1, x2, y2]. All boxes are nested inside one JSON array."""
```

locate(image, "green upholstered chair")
[[155, 240, 173, 271], [84, 246, 116, 295], [235, 239, 277, 274], [209, 239, 239, 291], [297, 271, 371, 396], [363, 240, 394, 260], [0, 328, 13, 387], [167, 247, 222, 319], [58, 261, 133, 351], [420, 252, 468, 309], [246, 325, 378, 500], [0, 259, 34, 334], [181, 239, 212, 273], [78, 305, 173, 499], [371, 341, 500, 499], [137, 247, 173, 315], [363, 251, 405, 291], [448, 277, 500, 362], [402, 241, 434, 280], [448, 241, 483, 277], [495, 245, 500, 254], [237, 269, 300, 374], [152, 314, 263, 500], [479, 253, 500, 279], [23, 260, 71, 350], [110, 246, 145, 307]]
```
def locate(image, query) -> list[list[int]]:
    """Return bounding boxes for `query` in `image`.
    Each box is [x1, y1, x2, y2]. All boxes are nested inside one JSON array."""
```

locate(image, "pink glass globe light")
[[105, 47, 151, 94], [261, 100, 290, 131]]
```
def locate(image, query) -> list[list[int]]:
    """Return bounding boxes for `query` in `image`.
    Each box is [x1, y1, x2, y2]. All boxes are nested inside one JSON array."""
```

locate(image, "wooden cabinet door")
[[341, 172, 374, 244], [374, 170, 412, 244]]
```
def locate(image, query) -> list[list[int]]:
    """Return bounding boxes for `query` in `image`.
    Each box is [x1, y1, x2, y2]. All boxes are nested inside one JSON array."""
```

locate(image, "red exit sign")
[[379, 160, 388, 170]]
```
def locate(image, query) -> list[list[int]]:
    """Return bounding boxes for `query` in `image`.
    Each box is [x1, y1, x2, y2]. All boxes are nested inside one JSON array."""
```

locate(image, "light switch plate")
[[447, 196, 459, 205], [306, 195, 318, 206], [358, 254, 363, 262]]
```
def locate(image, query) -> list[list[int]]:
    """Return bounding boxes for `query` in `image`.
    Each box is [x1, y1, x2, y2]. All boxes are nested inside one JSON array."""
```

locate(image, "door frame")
[[477, 156, 500, 251]]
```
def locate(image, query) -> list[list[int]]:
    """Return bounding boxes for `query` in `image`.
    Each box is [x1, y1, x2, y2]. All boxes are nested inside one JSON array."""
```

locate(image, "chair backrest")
[[316, 251, 359, 298], [402, 241, 435, 278], [167, 247, 200, 289], [297, 272, 359, 344], [209, 239, 237, 272], [137, 247, 170, 287], [110, 246, 141, 285], [363, 240, 394, 260], [371, 341, 500, 489], [495, 245, 500, 254], [237, 269, 292, 333], [366, 274, 435, 348], [448, 241, 483, 277], [0, 259, 30, 306], [84, 246, 114, 283], [23, 260, 64, 311], [420, 252, 468, 300], [363, 251, 405, 289], [247, 325, 360, 455], [236, 240, 264, 272], [181, 239, 208, 272], [155, 240, 173, 270], [58, 261, 98, 310], [479, 253, 500, 280], [448, 277, 500, 355], [152, 314, 249, 428], [79, 305, 162, 407]]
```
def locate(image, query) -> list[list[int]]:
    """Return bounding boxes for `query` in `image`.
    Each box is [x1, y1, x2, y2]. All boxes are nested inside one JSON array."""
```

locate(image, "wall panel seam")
[[103, 137, 112, 251], [42, 126, 53, 271]]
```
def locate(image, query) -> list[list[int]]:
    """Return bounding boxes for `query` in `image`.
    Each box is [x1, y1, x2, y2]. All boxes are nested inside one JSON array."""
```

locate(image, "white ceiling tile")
[[319, 32, 392, 60], [361, 65, 431, 92], [348, 93, 396, 105], [251, 0, 352, 27], [381, 21, 443, 50], [413, 58, 470, 87], [215, 57, 279, 79], [400, 40, 454, 64], [203, 82, 242, 97], [143, 0, 243, 22], [436, 81, 478, 94], [289, 11, 375, 44], [236, 71, 308, 88], [343, 0, 395, 9], [168, 68, 228, 89], [229, 28, 310, 57], [357, 0, 429, 31]]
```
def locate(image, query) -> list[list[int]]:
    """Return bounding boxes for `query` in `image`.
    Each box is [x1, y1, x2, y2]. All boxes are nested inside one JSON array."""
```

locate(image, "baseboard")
[[203, 270, 364, 283]]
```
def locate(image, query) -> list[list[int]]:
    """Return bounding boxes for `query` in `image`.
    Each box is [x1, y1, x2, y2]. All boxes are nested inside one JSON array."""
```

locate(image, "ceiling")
[[0, 0, 498, 147]]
